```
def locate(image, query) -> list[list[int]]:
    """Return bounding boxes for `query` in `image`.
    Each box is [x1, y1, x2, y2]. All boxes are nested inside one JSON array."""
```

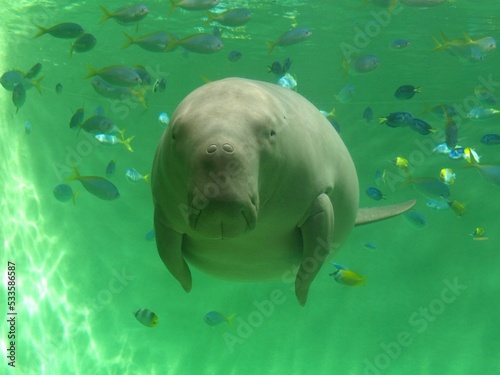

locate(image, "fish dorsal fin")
[[355, 199, 416, 226]]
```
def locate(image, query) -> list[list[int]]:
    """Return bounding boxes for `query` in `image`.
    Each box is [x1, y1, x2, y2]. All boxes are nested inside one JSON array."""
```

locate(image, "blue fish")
[[403, 211, 428, 229], [335, 84, 355, 103], [204, 311, 236, 327], [390, 39, 411, 50], [379, 112, 413, 127], [363, 106, 373, 123], [366, 186, 386, 200], [409, 118, 435, 135], [144, 229, 156, 242], [69, 108, 84, 130], [480, 134, 500, 145], [66, 165, 120, 200], [448, 147, 465, 160], [105, 159, 117, 176], [227, 50, 242, 62], [53, 184, 78, 204]]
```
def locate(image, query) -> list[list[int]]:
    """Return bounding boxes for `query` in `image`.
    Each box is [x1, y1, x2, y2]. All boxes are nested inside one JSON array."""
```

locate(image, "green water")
[[1, 1, 500, 374]]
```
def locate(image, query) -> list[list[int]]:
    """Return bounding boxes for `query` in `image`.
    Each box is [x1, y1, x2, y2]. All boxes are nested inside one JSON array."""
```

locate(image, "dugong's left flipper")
[[295, 193, 334, 306], [355, 199, 417, 225], [154, 204, 192, 292]]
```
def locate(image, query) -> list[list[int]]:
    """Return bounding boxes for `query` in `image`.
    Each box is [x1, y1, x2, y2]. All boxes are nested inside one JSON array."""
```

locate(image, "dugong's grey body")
[[152, 78, 414, 305]]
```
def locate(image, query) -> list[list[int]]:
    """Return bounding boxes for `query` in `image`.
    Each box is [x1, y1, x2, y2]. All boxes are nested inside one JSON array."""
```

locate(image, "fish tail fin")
[[429, 128, 437, 134], [339, 57, 350, 78], [122, 32, 135, 49], [122, 136, 135, 153], [378, 117, 387, 124], [266, 41, 276, 56], [199, 74, 211, 84], [32, 76, 45, 95], [462, 32, 473, 45], [414, 86, 421, 93], [69, 42, 74, 58], [83, 65, 98, 80], [204, 11, 215, 24], [143, 173, 151, 184], [66, 164, 81, 182], [388, 0, 398, 12], [169, 0, 178, 16], [432, 36, 446, 51], [72, 190, 80, 206], [33, 25, 47, 38], [163, 33, 179, 52], [132, 87, 148, 108], [226, 313, 236, 328], [99, 5, 113, 24]]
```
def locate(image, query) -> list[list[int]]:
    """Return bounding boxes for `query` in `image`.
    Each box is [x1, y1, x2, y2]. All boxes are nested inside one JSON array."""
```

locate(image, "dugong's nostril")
[[222, 143, 234, 153], [207, 144, 217, 153]]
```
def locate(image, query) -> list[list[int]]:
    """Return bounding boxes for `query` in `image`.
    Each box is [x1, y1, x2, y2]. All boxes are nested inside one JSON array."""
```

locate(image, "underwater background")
[[1, 0, 500, 374]]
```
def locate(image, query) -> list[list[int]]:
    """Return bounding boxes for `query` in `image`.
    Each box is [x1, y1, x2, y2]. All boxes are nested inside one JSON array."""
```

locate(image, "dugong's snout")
[[186, 140, 259, 239]]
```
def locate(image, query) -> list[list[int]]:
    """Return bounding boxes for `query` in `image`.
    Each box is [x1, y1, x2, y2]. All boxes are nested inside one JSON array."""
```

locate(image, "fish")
[[153, 78, 167, 93], [463, 147, 480, 164], [125, 167, 149, 183], [363, 107, 373, 123], [204, 311, 236, 327], [25, 63, 42, 79], [379, 112, 413, 127], [444, 107, 458, 149], [267, 27, 312, 55], [475, 88, 496, 105], [53, 184, 78, 205], [70, 33, 97, 57], [80, 115, 117, 135], [0, 70, 23, 90], [69, 108, 85, 130], [341, 54, 380, 76], [404, 176, 451, 200], [66, 165, 120, 200], [158, 112, 170, 127], [390, 39, 411, 50], [85, 65, 142, 87], [99, 4, 149, 25], [480, 134, 500, 145], [164, 33, 223, 54], [362, 242, 378, 251], [448, 147, 466, 160], [55, 83, 63, 94], [277, 73, 297, 90], [24, 121, 31, 135], [91, 76, 147, 108], [467, 107, 500, 120], [95, 132, 134, 152], [463, 158, 500, 188], [12, 83, 26, 113], [170, 0, 220, 13], [34, 22, 84, 38], [470, 227, 488, 241], [268, 57, 292, 76], [408, 118, 436, 135], [133, 308, 158, 327], [144, 229, 156, 242], [448, 200, 465, 217], [394, 85, 420, 100], [439, 168, 456, 185], [105, 159, 117, 176], [392, 157, 409, 171], [227, 50, 242, 62], [426, 199, 450, 210], [335, 84, 355, 103], [403, 211, 428, 229], [132, 65, 153, 86], [375, 169, 386, 186], [462, 33, 496, 54], [433, 142, 453, 155], [122, 31, 171, 52], [329, 264, 366, 286], [205, 8, 252, 26], [366, 186, 386, 200]]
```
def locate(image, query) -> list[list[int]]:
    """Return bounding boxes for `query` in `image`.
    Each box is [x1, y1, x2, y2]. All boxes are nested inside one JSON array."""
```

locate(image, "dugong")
[[152, 77, 415, 305]]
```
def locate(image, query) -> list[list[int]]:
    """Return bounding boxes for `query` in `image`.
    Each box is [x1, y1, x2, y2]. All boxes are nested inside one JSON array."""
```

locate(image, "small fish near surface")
[[66, 165, 120, 200], [34, 22, 84, 39], [204, 311, 236, 327], [99, 4, 149, 25], [164, 33, 223, 54], [122, 31, 171, 52], [466, 107, 500, 121], [267, 27, 312, 55], [134, 308, 158, 327], [205, 8, 252, 27], [169, 0, 220, 14]]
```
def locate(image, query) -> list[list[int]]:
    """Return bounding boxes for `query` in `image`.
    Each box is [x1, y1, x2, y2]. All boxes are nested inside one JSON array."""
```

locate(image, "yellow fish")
[[330, 263, 366, 286], [471, 228, 488, 241], [392, 156, 409, 171], [134, 308, 158, 327], [439, 168, 456, 185]]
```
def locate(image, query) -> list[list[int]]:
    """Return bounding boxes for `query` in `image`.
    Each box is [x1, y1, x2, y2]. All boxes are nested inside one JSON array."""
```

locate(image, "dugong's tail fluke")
[[355, 199, 417, 226], [154, 205, 192, 292]]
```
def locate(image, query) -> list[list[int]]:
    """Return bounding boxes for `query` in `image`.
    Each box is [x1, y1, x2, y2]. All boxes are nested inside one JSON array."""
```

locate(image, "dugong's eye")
[[269, 129, 276, 139]]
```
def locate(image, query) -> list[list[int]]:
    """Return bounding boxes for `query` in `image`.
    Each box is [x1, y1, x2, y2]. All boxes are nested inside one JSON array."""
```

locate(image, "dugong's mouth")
[[188, 201, 257, 239]]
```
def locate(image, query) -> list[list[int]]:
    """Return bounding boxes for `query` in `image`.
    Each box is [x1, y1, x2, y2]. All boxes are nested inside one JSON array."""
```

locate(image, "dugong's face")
[[157, 83, 283, 239]]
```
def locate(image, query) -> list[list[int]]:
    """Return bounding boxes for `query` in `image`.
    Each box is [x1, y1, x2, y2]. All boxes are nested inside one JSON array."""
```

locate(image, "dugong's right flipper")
[[355, 199, 417, 226], [154, 204, 192, 292]]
